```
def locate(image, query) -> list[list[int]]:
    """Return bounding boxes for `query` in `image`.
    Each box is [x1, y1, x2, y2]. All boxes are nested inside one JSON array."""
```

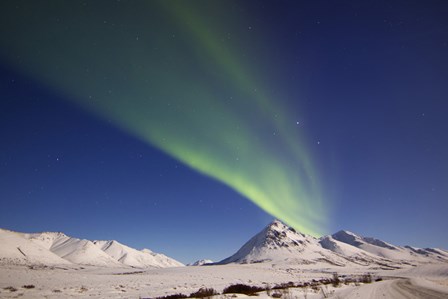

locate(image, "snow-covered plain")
[[1, 221, 447, 298]]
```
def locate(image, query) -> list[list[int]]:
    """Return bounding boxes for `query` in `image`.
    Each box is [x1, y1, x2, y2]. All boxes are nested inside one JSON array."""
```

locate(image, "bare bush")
[[189, 287, 218, 298], [223, 284, 265, 295], [155, 294, 188, 299], [332, 273, 340, 287], [3, 286, 17, 292], [360, 274, 372, 283]]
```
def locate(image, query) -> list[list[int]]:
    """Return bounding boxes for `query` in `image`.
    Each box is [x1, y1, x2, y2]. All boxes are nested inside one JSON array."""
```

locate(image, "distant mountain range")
[[187, 259, 214, 266], [0, 228, 183, 268], [1, 221, 447, 269], [218, 220, 448, 269]]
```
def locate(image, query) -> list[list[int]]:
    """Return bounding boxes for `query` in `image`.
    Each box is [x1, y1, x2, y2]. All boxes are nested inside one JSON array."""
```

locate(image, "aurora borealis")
[[1, 1, 447, 263], [0, 1, 325, 235]]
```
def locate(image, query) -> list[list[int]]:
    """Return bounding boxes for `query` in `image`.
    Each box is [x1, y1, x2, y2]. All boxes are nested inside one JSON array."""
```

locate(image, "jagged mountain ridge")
[[0, 229, 183, 268], [219, 220, 448, 268]]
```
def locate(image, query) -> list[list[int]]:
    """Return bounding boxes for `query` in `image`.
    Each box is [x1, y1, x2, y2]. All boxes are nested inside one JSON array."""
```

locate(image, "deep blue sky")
[[1, 1, 447, 263]]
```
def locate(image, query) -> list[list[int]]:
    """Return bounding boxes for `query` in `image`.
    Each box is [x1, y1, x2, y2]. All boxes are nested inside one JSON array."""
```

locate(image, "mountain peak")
[[332, 230, 363, 247], [334, 230, 358, 237], [218, 220, 332, 264], [267, 219, 301, 234], [262, 221, 307, 250], [268, 219, 285, 227]]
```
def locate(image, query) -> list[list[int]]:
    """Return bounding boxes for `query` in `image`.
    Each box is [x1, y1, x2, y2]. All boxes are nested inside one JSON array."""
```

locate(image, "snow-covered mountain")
[[318, 235, 393, 266], [26, 232, 122, 267], [331, 230, 448, 263], [3, 221, 446, 270], [93, 240, 183, 268], [219, 220, 448, 268], [0, 229, 70, 266], [187, 259, 213, 266], [0, 229, 184, 268], [218, 220, 351, 266]]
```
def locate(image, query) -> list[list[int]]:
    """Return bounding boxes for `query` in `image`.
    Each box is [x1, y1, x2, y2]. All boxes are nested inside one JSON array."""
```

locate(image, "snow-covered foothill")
[[0, 229, 183, 268]]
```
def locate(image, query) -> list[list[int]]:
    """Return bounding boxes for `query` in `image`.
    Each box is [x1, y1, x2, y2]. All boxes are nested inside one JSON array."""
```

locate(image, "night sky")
[[1, 1, 447, 264]]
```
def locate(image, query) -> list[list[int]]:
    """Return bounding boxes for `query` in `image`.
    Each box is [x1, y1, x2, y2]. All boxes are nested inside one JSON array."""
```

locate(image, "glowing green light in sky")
[[0, 1, 326, 235]]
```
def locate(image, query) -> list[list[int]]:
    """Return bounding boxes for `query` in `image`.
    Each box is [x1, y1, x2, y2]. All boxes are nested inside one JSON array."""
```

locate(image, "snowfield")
[[1, 221, 447, 298], [1, 263, 447, 298]]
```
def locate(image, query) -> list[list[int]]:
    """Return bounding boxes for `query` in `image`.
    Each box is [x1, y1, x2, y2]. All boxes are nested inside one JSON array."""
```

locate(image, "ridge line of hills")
[[1, 220, 447, 269]]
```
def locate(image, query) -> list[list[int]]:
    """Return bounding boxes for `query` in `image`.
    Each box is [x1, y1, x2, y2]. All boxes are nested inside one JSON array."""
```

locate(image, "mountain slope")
[[220, 221, 448, 268], [219, 220, 350, 266], [318, 235, 394, 266], [24, 232, 121, 267], [93, 240, 183, 268], [0, 229, 70, 266], [331, 230, 448, 264], [0, 229, 183, 268]]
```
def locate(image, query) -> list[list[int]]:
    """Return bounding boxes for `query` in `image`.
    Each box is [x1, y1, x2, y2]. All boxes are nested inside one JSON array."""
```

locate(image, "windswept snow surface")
[[332, 278, 448, 299], [0, 229, 183, 268], [1, 262, 448, 298]]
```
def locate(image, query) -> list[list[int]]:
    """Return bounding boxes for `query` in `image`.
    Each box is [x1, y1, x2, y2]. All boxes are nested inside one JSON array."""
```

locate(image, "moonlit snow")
[[1, 221, 447, 298]]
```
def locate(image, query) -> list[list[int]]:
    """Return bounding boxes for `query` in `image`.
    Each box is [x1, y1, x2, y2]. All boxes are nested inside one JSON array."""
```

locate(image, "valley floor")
[[0, 263, 447, 298]]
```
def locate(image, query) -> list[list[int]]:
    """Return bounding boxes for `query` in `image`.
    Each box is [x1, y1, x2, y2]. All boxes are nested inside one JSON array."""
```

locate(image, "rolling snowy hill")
[[331, 230, 448, 264], [0, 229, 70, 266], [0, 229, 183, 268], [93, 240, 183, 268]]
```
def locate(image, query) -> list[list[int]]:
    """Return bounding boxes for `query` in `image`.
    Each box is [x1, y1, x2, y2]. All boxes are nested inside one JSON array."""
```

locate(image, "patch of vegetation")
[[53, 289, 62, 293], [3, 286, 17, 292], [332, 273, 340, 287], [22, 285, 35, 289], [155, 293, 188, 299], [223, 284, 265, 295], [360, 274, 372, 283], [189, 287, 218, 298], [272, 281, 296, 290], [146, 273, 381, 299]]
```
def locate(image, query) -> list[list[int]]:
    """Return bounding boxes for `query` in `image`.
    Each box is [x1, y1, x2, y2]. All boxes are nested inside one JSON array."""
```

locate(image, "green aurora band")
[[0, 1, 327, 235]]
